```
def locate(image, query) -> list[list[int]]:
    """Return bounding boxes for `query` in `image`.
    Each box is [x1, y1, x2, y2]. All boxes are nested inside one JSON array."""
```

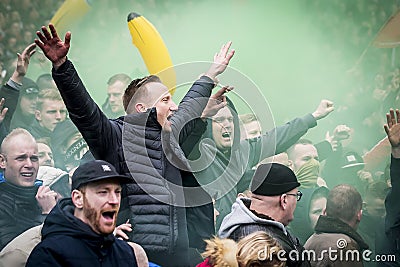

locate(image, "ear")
[[356, 209, 362, 223], [135, 103, 146, 113], [287, 160, 294, 170], [280, 194, 287, 210], [35, 110, 41, 121], [0, 154, 6, 169], [71, 189, 84, 209]]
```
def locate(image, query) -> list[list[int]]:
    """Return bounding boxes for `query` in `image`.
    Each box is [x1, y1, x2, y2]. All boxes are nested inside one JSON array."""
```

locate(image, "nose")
[[170, 101, 178, 111], [109, 95, 116, 103], [24, 158, 34, 168], [108, 192, 120, 205], [55, 111, 62, 120]]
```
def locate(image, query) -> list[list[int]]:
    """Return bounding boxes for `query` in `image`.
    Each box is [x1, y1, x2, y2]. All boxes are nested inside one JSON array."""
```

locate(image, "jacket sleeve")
[[51, 60, 120, 160], [0, 81, 20, 133], [385, 156, 400, 239], [246, 113, 317, 167], [171, 76, 214, 148]]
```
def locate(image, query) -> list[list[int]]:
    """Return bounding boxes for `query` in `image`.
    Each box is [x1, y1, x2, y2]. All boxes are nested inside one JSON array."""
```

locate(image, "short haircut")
[[1, 128, 35, 154], [122, 75, 161, 112], [286, 138, 314, 157], [36, 89, 63, 111], [239, 113, 258, 124], [237, 231, 285, 267], [107, 73, 131, 86], [326, 184, 362, 223]]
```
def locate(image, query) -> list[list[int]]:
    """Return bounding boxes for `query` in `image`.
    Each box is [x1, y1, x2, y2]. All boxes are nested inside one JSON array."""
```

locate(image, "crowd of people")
[[0, 1, 399, 267]]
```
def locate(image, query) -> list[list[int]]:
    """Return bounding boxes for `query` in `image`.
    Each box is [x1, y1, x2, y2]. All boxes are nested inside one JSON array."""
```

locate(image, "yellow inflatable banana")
[[50, 0, 91, 35], [127, 12, 176, 93]]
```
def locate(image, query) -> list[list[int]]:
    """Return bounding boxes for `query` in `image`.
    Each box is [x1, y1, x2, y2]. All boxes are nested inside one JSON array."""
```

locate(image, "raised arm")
[[248, 99, 335, 166], [173, 42, 235, 145], [0, 43, 37, 132], [383, 109, 400, 249], [35, 24, 120, 162]]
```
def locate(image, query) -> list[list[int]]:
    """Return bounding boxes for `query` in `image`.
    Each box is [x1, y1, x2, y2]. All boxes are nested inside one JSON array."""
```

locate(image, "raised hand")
[[205, 41, 235, 81], [384, 109, 400, 150], [35, 23, 71, 68], [201, 85, 234, 119], [312, 99, 334, 120]]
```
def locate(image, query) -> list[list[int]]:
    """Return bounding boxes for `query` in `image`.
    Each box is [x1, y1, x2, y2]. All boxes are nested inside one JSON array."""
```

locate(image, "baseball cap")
[[341, 151, 365, 169], [21, 77, 39, 96], [71, 160, 133, 190]]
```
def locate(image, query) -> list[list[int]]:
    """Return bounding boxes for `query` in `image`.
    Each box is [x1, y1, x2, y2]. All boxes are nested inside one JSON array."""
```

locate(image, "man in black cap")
[[26, 160, 145, 267], [218, 162, 310, 267]]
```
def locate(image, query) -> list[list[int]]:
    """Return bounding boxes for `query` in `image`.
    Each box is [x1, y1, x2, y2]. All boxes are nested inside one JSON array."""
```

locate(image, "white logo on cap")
[[346, 155, 356, 162], [102, 165, 112, 172]]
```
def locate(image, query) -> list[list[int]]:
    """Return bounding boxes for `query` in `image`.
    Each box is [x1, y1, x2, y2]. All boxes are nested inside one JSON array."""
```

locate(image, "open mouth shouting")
[[101, 210, 118, 225]]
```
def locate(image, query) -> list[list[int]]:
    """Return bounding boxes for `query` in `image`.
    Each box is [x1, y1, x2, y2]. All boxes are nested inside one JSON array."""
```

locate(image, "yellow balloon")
[[127, 12, 176, 94], [50, 0, 91, 34]]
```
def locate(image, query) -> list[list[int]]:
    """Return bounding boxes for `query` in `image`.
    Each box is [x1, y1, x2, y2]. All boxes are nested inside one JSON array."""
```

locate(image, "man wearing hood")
[[218, 163, 310, 267], [289, 186, 329, 245], [191, 97, 334, 228], [26, 160, 141, 266]]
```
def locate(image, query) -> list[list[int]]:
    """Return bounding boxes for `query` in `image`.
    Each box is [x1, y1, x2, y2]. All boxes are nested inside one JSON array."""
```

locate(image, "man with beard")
[[26, 160, 145, 267], [34, 23, 234, 266]]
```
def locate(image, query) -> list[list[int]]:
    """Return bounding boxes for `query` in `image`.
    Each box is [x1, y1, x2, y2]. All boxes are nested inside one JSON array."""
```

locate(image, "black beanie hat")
[[251, 163, 300, 196]]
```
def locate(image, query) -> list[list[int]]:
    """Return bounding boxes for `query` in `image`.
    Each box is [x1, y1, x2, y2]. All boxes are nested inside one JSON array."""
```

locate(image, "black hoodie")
[[26, 198, 137, 267]]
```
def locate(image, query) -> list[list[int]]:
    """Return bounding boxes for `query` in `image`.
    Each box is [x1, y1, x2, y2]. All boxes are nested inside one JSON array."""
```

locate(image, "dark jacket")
[[289, 186, 329, 244], [26, 198, 138, 267], [52, 60, 214, 266], [218, 197, 310, 267], [190, 97, 318, 229], [28, 119, 53, 139], [0, 181, 45, 250], [376, 156, 400, 266], [0, 82, 21, 142], [305, 215, 368, 267], [0, 80, 35, 133]]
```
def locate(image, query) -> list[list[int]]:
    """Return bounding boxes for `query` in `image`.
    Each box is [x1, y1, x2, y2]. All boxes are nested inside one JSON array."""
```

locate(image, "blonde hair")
[[36, 89, 63, 111], [201, 236, 238, 267], [236, 231, 285, 267]]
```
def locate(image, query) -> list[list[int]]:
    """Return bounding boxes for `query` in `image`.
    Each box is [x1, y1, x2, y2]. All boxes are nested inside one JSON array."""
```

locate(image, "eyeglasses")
[[286, 191, 303, 201]]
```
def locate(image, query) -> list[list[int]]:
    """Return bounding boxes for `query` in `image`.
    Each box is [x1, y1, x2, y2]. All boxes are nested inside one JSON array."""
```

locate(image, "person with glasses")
[[34, 23, 234, 267], [218, 163, 310, 267]]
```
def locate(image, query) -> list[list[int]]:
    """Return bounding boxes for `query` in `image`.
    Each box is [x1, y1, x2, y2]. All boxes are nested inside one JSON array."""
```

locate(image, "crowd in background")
[[0, 1, 400, 266]]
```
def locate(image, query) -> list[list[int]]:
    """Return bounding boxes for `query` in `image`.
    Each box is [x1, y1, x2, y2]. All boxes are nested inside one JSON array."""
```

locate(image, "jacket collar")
[[315, 215, 369, 250]]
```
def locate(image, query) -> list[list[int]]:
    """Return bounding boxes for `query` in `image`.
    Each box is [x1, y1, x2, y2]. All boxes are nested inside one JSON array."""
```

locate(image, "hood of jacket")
[[41, 198, 116, 248], [218, 197, 287, 238], [202, 97, 241, 154], [289, 186, 329, 244]]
